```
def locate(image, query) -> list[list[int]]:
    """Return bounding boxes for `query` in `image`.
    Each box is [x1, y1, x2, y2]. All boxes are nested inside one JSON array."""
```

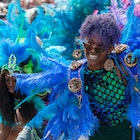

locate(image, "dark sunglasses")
[[83, 42, 106, 54]]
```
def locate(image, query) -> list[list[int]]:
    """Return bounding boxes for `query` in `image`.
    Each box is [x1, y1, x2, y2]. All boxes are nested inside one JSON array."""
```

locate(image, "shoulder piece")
[[124, 53, 138, 67], [70, 60, 83, 70], [115, 49, 138, 78], [113, 44, 128, 54]]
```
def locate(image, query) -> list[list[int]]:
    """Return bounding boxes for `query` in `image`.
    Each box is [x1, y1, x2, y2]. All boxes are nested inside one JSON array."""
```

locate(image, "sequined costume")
[[84, 68, 130, 126]]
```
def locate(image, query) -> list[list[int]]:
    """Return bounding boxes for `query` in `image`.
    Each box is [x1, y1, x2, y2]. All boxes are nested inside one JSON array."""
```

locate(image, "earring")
[[104, 57, 114, 71]]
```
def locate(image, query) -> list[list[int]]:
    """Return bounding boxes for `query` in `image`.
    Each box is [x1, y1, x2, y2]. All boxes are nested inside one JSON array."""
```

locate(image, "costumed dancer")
[[0, 54, 46, 140], [0, 13, 51, 139], [0, 12, 50, 74], [13, 12, 140, 140]]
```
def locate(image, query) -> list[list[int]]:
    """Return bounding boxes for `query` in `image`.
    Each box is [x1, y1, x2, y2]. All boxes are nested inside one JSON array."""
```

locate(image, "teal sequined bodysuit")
[[84, 68, 131, 126]]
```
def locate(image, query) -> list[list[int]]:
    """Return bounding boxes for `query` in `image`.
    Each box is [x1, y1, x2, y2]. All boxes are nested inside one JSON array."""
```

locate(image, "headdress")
[[1, 53, 22, 74]]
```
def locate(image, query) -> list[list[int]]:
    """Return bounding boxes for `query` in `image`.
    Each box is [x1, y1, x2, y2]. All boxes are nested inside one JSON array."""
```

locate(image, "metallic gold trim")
[[124, 53, 137, 67], [114, 44, 127, 53], [68, 78, 82, 93], [104, 58, 114, 71], [70, 60, 82, 70], [37, 91, 48, 96]]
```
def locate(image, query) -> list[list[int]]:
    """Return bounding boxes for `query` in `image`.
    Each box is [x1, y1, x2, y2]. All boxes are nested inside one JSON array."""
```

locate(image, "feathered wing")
[[120, 0, 140, 130], [15, 58, 68, 95], [42, 92, 99, 140], [15, 60, 99, 139], [127, 49, 140, 130]]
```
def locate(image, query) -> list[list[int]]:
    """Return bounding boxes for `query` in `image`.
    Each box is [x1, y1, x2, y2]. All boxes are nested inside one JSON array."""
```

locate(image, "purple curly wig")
[[79, 13, 121, 48]]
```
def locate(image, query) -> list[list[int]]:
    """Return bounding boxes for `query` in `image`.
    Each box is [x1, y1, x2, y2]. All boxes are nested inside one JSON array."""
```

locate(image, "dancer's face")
[[83, 35, 113, 70], [5, 74, 16, 94]]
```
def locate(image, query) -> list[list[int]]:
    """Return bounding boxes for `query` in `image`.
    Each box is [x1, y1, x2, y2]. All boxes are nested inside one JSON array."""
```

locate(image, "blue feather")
[[43, 93, 99, 140]]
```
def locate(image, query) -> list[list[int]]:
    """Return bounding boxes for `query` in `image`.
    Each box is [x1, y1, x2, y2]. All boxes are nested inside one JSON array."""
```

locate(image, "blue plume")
[[26, 91, 69, 128], [36, 0, 111, 59], [121, 1, 140, 44], [128, 78, 140, 130], [15, 58, 68, 95], [42, 92, 99, 140]]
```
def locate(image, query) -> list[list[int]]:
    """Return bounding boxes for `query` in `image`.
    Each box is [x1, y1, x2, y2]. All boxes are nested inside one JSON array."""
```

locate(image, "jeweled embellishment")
[[68, 78, 82, 93], [114, 44, 127, 53], [70, 60, 82, 70], [124, 53, 137, 67], [104, 58, 114, 71]]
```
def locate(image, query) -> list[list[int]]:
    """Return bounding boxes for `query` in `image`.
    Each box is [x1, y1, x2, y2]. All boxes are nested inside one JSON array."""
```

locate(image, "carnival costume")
[[0, 0, 140, 140], [0, 53, 46, 127], [12, 1, 140, 140], [0, 0, 49, 128], [12, 37, 140, 140]]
